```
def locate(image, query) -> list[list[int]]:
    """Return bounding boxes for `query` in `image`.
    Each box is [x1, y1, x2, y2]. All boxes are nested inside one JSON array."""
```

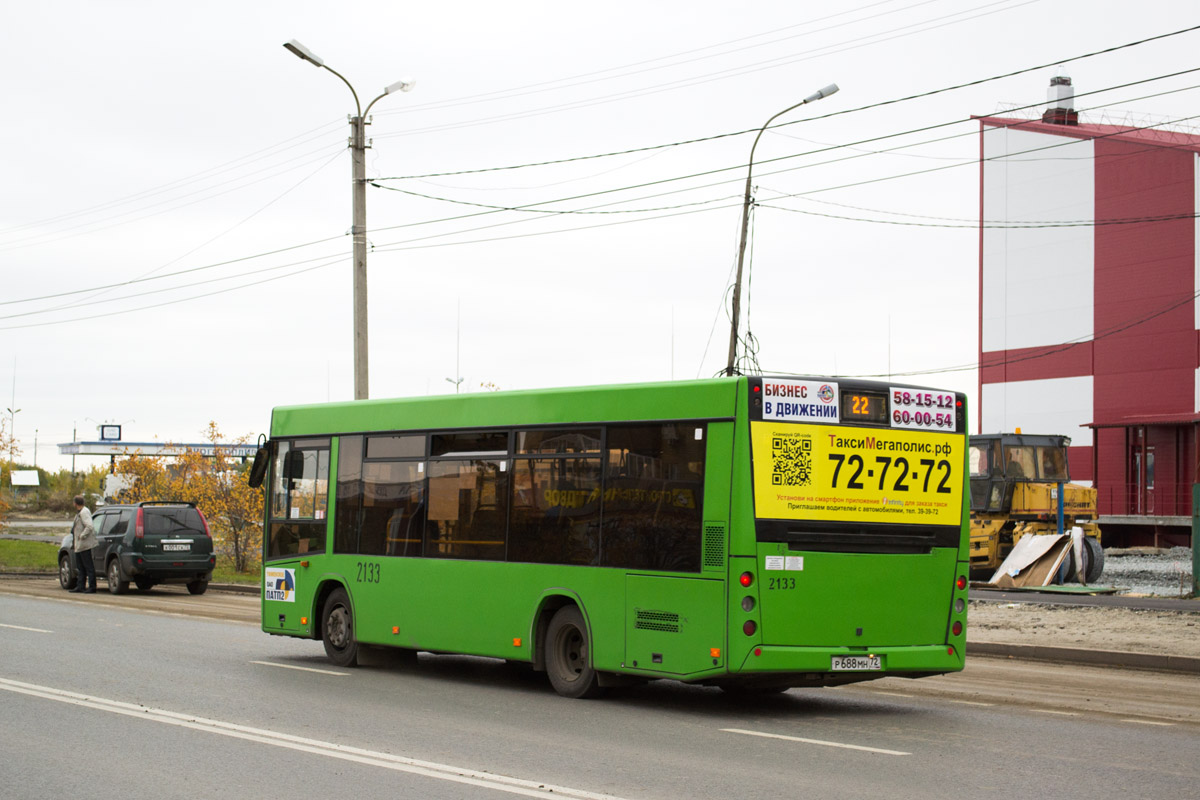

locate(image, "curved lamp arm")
[[725, 83, 839, 377]]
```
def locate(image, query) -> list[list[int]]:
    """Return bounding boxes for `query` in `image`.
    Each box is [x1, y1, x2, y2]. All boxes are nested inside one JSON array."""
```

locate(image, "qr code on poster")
[[771, 434, 812, 486]]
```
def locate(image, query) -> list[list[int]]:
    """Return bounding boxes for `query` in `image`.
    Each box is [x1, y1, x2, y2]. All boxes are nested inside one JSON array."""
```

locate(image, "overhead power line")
[[371, 0, 1036, 140], [0, 234, 345, 308], [9, 28, 1200, 325], [381, 0, 925, 117], [787, 281, 1200, 380], [359, 72, 1200, 251], [0, 120, 344, 239], [372, 23, 1200, 181], [0, 256, 350, 331]]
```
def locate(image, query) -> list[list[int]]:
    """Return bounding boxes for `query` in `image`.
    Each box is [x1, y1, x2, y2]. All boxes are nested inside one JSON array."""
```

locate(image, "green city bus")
[[254, 376, 969, 697]]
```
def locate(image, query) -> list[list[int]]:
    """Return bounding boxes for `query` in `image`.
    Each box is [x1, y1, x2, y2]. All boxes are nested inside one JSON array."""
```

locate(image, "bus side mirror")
[[248, 446, 270, 489], [282, 450, 306, 484]]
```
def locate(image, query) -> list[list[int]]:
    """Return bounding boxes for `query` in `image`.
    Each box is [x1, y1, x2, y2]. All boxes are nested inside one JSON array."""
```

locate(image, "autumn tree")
[[0, 419, 18, 522], [113, 422, 263, 573]]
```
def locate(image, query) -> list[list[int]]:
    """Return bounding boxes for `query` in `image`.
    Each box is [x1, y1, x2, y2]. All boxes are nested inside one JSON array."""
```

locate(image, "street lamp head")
[[283, 39, 325, 67], [803, 83, 839, 104], [384, 77, 416, 95]]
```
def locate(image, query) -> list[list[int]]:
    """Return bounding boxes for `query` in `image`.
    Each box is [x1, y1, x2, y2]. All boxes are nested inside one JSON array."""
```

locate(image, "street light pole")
[[724, 84, 839, 377], [284, 40, 414, 400]]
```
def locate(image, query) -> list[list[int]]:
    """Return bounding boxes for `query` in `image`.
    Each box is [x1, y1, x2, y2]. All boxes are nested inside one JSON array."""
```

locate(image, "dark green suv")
[[59, 502, 215, 595]]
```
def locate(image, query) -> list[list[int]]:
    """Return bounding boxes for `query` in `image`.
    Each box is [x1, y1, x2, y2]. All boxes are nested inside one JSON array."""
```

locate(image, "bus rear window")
[[145, 508, 204, 536]]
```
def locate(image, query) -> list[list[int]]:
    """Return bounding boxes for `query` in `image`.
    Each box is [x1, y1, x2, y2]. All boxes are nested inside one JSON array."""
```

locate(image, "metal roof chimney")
[[1043, 67, 1078, 125]]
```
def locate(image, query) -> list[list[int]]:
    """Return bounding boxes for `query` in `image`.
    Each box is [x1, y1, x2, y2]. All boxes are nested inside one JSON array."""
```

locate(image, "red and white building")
[[977, 74, 1200, 545]]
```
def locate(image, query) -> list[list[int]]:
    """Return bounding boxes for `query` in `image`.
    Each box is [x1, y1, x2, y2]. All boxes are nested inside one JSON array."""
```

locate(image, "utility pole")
[[725, 84, 838, 376], [350, 112, 370, 401], [283, 40, 414, 400]]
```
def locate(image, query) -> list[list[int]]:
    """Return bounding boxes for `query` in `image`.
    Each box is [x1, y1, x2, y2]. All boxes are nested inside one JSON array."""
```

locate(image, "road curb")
[[0, 572, 259, 595], [969, 642, 1200, 674]]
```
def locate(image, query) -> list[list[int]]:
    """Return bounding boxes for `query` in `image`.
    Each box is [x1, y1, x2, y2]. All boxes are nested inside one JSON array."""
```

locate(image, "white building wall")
[[982, 126, 1094, 352], [981, 375, 1094, 447]]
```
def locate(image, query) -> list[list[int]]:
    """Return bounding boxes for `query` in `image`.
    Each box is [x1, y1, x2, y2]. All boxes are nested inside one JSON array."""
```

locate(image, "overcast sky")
[[3, 0, 1197, 472]]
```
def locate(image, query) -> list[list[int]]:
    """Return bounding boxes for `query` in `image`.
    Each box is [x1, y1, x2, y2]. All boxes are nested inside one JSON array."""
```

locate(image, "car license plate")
[[831, 655, 882, 671], [162, 541, 191, 552]]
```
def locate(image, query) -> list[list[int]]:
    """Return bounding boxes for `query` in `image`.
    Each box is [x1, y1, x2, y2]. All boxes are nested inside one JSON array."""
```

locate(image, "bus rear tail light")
[[956, 575, 966, 590], [952, 621, 963, 636], [739, 572, 754, 588], [743, 620, 757, 636], [198, 509, 212, 538], [135, 507, 144, 540]]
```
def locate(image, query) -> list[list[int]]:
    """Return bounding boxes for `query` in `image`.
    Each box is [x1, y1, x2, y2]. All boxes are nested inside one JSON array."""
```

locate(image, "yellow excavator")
[[968, 433, 1103, 582]]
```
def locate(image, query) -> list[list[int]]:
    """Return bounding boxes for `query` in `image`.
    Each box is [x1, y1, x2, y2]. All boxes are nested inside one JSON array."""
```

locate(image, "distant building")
[[976, 72, 1200, 546]]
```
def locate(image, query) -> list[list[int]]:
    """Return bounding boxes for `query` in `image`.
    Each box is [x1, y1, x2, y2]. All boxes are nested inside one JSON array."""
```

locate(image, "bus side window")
[[426, 459, 507, 561], [601, 423, 705, 573], [508, 447, 602, 566]]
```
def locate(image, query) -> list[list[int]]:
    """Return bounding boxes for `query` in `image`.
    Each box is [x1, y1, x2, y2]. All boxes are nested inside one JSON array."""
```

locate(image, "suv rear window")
[[145, 508, 205, 536]]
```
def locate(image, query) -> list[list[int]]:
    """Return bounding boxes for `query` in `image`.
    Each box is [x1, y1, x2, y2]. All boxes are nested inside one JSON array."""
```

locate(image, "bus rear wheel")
[[322, 588, 360, 667], [545, 606, 604, 699]]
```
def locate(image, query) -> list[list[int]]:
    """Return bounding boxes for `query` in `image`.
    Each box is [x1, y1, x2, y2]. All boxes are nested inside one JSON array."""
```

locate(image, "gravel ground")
[[1102, 546, 1194, 597], [968, 601, 1200, 656]]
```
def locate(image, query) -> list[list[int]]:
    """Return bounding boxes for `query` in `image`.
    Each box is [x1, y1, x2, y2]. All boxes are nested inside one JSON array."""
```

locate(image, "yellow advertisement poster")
[[751, 422, 964, 526]]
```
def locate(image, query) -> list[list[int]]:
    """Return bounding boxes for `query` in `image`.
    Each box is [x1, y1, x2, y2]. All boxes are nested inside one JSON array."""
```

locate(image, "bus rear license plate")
[[163, 544, 190, 552], [831, 655, 881, 671]]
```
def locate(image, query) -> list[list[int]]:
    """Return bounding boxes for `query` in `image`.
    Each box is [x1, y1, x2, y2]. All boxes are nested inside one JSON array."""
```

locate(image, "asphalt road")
[[1, 579, 1197, 799]]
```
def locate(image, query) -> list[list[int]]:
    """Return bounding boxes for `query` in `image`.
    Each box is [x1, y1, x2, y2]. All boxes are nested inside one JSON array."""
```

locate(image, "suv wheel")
[[59, 555, 76, 591], [107, 559, 129, 594], [187, 580, 208, 595]]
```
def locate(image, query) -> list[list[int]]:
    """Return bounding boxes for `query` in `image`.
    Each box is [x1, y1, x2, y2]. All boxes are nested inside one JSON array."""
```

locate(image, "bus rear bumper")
[[736, 644, 964, 676]]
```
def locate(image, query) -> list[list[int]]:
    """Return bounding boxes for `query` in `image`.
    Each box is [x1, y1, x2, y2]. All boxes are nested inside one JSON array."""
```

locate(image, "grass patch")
[[0, 539, 59, 572], [212, 563, 260, 585], [0, 540, 261, 585]]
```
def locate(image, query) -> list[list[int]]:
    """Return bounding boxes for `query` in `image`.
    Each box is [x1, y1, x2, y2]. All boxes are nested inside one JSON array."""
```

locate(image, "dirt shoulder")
[[969, 599, 1200, 658]]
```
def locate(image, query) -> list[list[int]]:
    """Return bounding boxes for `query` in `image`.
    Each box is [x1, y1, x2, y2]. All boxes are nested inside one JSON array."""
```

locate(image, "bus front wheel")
[[322, 588, 360, 667], [545, 606, 604, 699]]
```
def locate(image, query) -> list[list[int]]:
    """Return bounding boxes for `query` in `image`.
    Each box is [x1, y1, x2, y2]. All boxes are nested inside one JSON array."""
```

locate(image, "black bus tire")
[[545, 606, 605, 699], [322, 588, 360, 667]]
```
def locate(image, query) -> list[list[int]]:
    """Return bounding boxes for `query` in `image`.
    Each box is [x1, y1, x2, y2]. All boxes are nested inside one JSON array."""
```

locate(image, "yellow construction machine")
[[968, 433, 1103, 582]]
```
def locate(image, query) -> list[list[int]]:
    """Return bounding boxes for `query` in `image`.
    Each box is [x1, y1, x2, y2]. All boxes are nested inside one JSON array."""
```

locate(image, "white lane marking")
[[250, 661, 349, 676], [949, 700, 995, 707], [1032, 709, 1078, 717], [866, 691, 913, 698], [0, 623, 53, 633], [1122, 719, 1175, 727], [722, 728, 910, 756], [0, 677, 628, 800]]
